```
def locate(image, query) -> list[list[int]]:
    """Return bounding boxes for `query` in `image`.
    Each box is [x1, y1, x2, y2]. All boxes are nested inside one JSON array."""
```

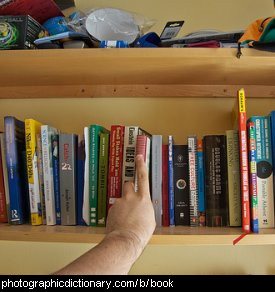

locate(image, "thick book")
[[25, 119, 43, 225], [168, 135, 175, 226], [89, 125, 109, 226], [203, 135, 229, 227], [0, 141, 8, 223], [247, 122, 259, 233], [4, 116, 29, 224], [237, 88, 251, 233], [188, 136, 199, 227], [59, 133, 77, 226], [107, 125, 125, 210], [135, 135, 151, 192], [41, 125, 58, 226], [151, 135, 163, 227], [173, 145, 190, 226], [97, 132, 109, 227], [226, 130, 241, 227], [248, 116, 274, 229], [162, 144, 169, 227]]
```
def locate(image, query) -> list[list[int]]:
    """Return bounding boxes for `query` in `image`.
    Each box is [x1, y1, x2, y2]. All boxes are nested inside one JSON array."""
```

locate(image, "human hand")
[[106, 154, 156, 256]]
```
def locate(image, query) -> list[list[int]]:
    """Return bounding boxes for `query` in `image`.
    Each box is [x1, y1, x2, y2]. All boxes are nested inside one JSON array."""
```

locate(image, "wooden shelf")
[[1, 224, 275, 246], [0, 48, 275, 99]]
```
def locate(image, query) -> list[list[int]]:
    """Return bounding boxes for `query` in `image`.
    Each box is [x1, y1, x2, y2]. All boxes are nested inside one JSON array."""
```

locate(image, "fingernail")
[[136, 154, 144, 161]]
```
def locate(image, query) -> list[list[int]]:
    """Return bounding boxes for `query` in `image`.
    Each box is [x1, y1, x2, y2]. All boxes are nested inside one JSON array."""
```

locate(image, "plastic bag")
[[67, 7, 155, 44]]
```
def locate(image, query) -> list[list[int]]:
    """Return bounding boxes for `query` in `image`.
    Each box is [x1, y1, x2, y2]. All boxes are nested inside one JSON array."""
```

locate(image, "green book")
[[97, 132, 110, 227], [89, 125, 109, 226]]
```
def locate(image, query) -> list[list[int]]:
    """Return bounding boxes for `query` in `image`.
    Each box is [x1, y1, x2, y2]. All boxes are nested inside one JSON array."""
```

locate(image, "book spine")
[[238, 89, 251, 233], [25, 119, 42, 225], [52, 133, 61, 225], [162, 145, 169, 227], [135, 135, 151, 192], [77, 135, 85, 226], [188, 136, 199, 227], [107, 125, 125, 210], [97, 133, 109, 226], [0, 133, 10, 223], [82, 127, 90, 225], [226, 130, 241, 227], [173, 145, 190, 226], [151, 135, 163, 227], [168, 135, 175, 226], [197, 139, 205, 227], [59, 134, 77, 226], [41, 126, 56, 225], [247, 122, 259, 233], [0, 144, 8, 223]]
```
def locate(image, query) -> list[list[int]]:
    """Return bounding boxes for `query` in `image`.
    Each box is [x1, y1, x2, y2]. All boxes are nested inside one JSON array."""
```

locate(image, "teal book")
[[89, 125, 109, 226]]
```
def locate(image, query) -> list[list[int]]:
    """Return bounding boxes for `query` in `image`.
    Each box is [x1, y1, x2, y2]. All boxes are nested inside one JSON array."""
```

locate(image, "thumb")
[[135, 155, 150, 197]]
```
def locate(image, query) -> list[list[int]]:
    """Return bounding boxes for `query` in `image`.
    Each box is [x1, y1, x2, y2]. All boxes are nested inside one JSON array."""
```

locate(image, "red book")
[[162, 145, 169, 227], [107, 125, 125, 210], [0, 147, 8, 223], [0, 0, 63, 24], [238, 88, 251, 233]]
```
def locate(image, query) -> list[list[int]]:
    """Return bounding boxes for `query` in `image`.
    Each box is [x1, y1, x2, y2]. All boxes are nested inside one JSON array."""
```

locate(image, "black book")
[[173, 145, 190, 226], [203, 135, 229, 227]]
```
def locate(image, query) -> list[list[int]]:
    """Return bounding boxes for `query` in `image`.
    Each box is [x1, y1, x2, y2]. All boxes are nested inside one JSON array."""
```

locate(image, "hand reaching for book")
[[106, 154, 156, 258]]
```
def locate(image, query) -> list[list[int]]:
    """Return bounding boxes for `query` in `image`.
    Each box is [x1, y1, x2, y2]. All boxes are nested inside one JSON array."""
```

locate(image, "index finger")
[[135, 155, 150, 197]]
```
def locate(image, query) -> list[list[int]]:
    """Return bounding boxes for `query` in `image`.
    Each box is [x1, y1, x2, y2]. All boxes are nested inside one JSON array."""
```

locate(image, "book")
[[0, 141, 8, 223], [135, 135, 151, 192], [197, 139, 206, 227], [162, 144, 169, 227], [97, 132, 109, 226], [173, 145, 190, 226], [151, 135, 163, 227], [107, 125, 125, 210], [4, 116, 29, 224], [77, 135, 85, 226], [247, 122, 259, 233], [25, 119, 43, 225], [203, 135, 229, 227], [188, 136, 199, 227], [82, 127, 90, 225], [237, 88, 251, 233], [41, 125, 58, 226], [248, 116, 274, 229], [59, 133, 77, 225], [226, 130, 241, 227], [89, 125, 109, 226], [168, 135, 175, 226]]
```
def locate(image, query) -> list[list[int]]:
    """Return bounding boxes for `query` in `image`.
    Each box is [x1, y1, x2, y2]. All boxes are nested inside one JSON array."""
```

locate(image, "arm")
[[53, 155, 156, 275]]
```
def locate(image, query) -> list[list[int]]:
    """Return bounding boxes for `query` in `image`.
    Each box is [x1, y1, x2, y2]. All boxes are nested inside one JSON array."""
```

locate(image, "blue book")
[[4, 116, 29, 224], [52, 133, 61, 225], [168, 135, 175, 226], [197, 139, 205, 226]]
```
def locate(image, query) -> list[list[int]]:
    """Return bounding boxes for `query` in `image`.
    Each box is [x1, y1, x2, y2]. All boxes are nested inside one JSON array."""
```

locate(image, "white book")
[[82, 127, 90, 226], [41, 125, 57, 225], [152, 135, 163, 227]]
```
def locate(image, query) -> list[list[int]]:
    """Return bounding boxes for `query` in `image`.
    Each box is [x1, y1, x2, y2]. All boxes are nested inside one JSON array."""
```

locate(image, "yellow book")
[[25, 119, 43, 226]]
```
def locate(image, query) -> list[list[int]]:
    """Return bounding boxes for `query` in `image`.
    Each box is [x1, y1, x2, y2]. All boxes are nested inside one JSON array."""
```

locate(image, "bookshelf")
[[1, 48, 275, 274]]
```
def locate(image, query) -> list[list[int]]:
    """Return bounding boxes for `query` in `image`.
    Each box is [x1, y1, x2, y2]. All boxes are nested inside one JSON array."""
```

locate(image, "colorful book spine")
[[226, 130, 241, 227], [151, 135, 163, 227], [25, 119, 43, 225], [135, 135, 151, 192], [59, 133, 77, 226], [77, 135, 85, 226], [249, 116, 274, 228], [237, 88, 251, 233], [82, 127, 90, 225], [41, 125, 57, 226], [107, 125, 125, 210], [97, 132, 109, 226], [173, 145, 189, 226], [188, 136, 199, 227], [197, 139, 205, 227], [168, 135, 175, 226], [52, 132, 61, 225], [0, 143, 8, 223], [4, 116, 29, 224], [89, 125, 109, 226], [162, 144, 169, 227], [247, 122, 259, 233], [203, 135, 229, 227], [0, 133, 10, 223]]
